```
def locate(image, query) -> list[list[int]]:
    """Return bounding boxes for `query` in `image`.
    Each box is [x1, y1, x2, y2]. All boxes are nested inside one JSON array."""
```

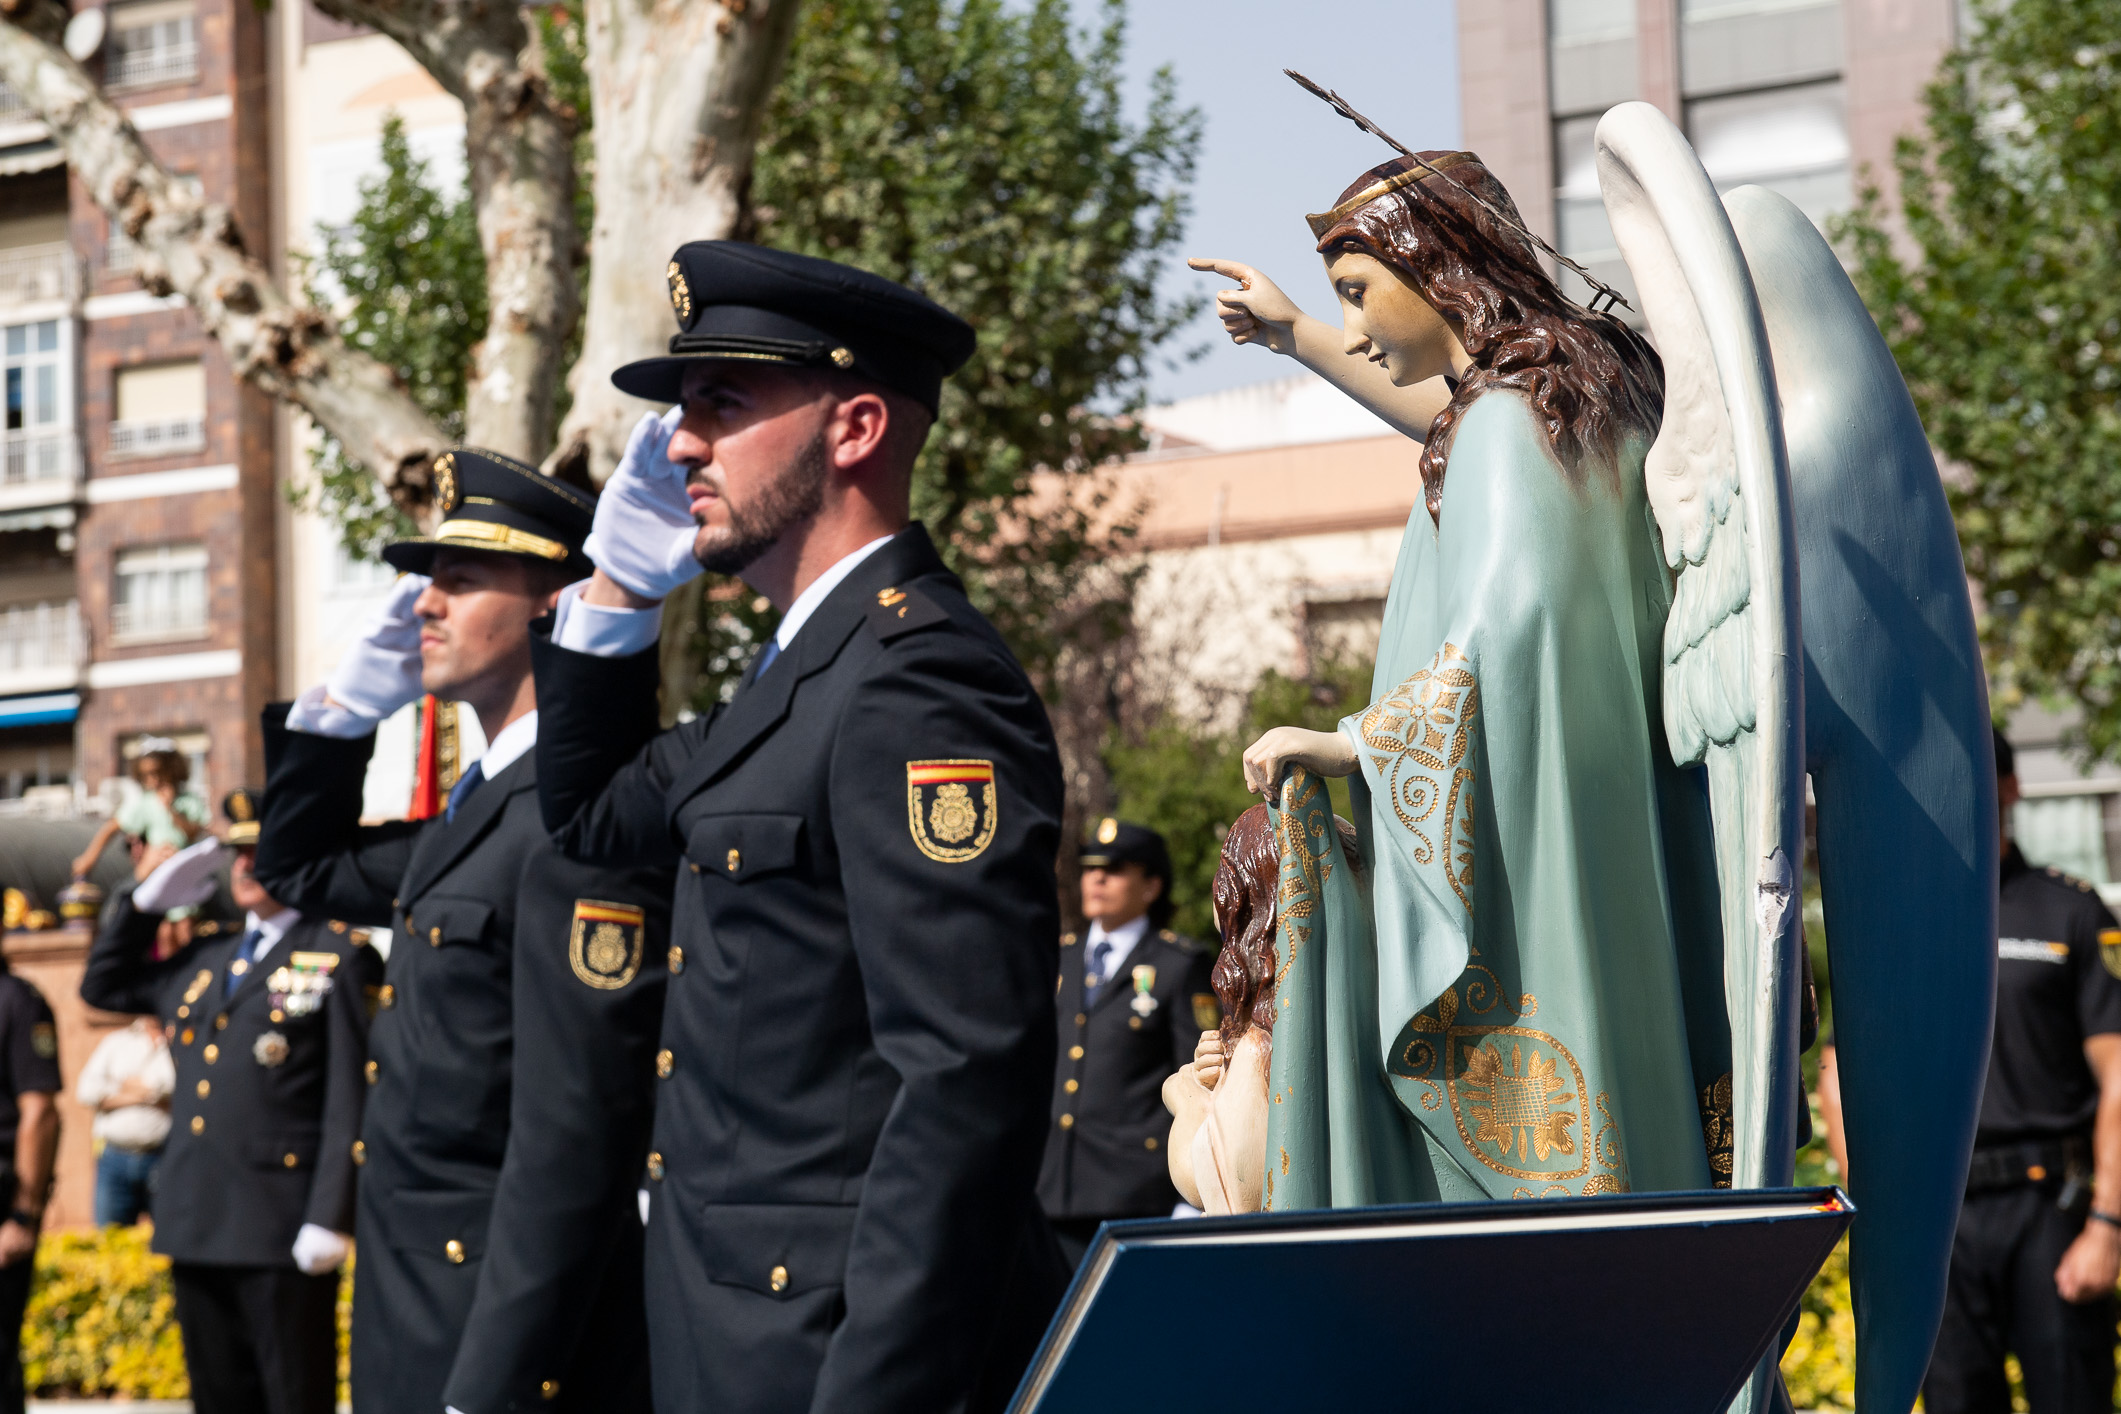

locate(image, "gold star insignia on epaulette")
[[878, 588, 907, 607]]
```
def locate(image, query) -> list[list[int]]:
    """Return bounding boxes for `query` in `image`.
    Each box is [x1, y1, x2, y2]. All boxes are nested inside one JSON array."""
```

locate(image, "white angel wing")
[[1597, 103, 1809, 1414], [1596, 101, 1808, 1191]]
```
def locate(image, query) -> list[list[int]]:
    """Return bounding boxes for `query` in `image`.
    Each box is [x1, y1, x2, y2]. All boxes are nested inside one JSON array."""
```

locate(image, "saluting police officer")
[[530, 241, 1069, 1414], [81, 789, 380, 1414], [1908, 729, 2121, 1414], [1040, 819, 1216, 1265], [250, 453, 671, 1414]]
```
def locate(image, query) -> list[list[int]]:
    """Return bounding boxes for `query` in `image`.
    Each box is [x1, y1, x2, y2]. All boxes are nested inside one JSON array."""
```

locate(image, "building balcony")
[[109, 600, 206, 647], [0, 431, 78, 514], [105, 42, 199, 92], [0, 244, 75, 312], [0, 600, 82, 696], [0, 80, 27, 124], [107, 416, 204, 460]]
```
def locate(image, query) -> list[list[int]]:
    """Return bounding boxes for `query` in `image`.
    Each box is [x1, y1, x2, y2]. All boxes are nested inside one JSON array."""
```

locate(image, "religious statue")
[[1174, 82, 1997, 1414]]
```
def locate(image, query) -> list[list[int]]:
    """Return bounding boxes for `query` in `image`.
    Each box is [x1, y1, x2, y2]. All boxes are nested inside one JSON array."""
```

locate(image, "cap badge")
[[433, 452, 459, 515], [1097, 817, 1119, 845], [906, 760, 998, 863], [667, 260, 693, 325], [229, 791, 254, 823], [1130, 964, 1159, 1018], [830, 346, 856, 370], [571, 899, 646, 990]]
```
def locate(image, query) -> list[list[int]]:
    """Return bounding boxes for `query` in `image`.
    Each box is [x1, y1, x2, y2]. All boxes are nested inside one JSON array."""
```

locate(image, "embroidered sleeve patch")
[[30, 1022, 54, 1059], [2101, 929, 2121, 980], [906, 760, 998, 863], [571, 901, 646, 990]]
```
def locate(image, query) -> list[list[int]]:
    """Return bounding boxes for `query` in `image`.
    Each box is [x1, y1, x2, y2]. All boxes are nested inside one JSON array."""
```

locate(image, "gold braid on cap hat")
[[1305, 151, 1480, 239]]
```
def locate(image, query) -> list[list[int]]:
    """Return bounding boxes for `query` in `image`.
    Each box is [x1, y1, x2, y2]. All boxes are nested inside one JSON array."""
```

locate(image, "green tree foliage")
[[1103, 660, 1370, 943], [1839, 0, 2121, 757], [298, 113, 484, 557], [699, 0, 1201, 698]]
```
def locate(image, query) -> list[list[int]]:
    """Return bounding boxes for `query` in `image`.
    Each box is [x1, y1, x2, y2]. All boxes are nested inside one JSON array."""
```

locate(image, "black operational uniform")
[[1922, 840, 2121, 1414], [0, 966, 57, 1414], [81, 789, 379, 1414], [533, 241, 1070, 1414], [1039, 820, 1216, 1265], [251, 451, 672, 1414]]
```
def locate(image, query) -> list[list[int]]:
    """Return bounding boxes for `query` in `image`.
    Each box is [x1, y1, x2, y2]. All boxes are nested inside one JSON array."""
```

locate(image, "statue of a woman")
[[1195, 152, 1734, 1202]]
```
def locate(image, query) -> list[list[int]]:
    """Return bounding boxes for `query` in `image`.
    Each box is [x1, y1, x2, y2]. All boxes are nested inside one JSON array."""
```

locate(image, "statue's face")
[[1327, 249, 1461, 387]]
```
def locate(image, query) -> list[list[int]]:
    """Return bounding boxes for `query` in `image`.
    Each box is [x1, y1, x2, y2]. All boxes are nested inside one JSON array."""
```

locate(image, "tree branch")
[[310, 0, 581, 464], [547, 0, 803, 483], [0, 1, 449, 509]]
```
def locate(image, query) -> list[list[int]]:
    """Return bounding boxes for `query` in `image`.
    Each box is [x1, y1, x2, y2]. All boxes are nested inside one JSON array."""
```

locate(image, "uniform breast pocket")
[[402, 895, 510, 1146], [698, 1202, 857, 1298], [686, 814, 805, 885], [244, 1133, 321, 1173], [402, 896, 494, 953]]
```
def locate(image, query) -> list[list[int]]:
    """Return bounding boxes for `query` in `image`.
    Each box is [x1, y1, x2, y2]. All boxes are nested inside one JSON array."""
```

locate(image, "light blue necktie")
[[752, 638, 782, 681], [225, 927, 263, 1000], [445, 761, 486, 824], [1083, 938, 1112, 1008]]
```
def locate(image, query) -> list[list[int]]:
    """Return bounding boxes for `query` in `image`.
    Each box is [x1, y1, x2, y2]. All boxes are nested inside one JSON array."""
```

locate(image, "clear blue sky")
[[1083, 0, 1462, 402]]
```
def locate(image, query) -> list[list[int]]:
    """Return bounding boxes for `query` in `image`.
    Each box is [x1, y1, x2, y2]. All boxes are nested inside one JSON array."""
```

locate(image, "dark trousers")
[[1049, 1216, 1105, 1270], [1923, 1183, 2118, 1414], [0, 1253, 32, 1414], [171, 1263, 339, 1414]]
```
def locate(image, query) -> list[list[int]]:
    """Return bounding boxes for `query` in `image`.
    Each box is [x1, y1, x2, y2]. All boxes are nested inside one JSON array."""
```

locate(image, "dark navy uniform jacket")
[[253, 719, 670, 1414], [532, 523, 1069, 1414], [82, 893, 378, 1265], [1039, 926, 1216, 1220]]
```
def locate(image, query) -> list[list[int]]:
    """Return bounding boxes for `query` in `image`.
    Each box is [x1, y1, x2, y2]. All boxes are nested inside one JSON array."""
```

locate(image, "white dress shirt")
[[1082, 913, 1152, 983], [552, 533, 898, 659], [474, 709, 538, 776], [244, 905, 302, 963]]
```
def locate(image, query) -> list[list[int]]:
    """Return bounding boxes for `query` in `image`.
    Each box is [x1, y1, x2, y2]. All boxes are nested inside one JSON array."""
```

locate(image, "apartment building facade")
[[0, 0, 279, 806]]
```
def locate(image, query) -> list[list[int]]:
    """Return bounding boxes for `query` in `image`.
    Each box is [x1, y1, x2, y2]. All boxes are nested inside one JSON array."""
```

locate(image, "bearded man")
[[531, 241, 1069, 1414]]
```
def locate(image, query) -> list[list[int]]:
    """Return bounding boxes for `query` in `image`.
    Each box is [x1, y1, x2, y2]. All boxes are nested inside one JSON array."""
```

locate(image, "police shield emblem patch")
[[906, 760, 998, 863], [571, 900, 645, 989], [2101, 929, 2121, 980]]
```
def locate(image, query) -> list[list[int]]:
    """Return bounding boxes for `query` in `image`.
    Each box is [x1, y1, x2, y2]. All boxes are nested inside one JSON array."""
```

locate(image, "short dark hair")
[[1994, 726, 2016, 781]]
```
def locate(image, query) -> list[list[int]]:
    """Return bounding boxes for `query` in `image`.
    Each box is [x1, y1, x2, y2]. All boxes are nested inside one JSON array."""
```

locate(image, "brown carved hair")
[[1212, 805, 1281, 1054], [1312, 152, 1664, 525]]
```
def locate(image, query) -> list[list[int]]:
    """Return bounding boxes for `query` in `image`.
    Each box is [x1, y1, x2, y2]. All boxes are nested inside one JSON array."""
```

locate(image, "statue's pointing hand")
[[585, 407, 705, 603], [1190, 257, 1302, 355]]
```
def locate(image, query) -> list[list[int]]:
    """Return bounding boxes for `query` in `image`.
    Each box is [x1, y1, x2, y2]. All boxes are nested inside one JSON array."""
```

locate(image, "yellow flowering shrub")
[[19, 1225, 352, 1402], [1780, 1236, 1856, 1411]]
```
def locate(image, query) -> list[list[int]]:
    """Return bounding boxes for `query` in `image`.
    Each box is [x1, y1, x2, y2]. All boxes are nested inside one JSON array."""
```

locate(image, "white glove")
[[132, 837, 225, 913], [583, 408, 703, 601], [324, 573, 430, 722], [291, 1223, 351, 1275]]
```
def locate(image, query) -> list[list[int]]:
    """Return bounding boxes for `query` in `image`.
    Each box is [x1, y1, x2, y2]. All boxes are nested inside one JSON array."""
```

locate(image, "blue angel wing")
[[1725, 183, 1997, 1414]]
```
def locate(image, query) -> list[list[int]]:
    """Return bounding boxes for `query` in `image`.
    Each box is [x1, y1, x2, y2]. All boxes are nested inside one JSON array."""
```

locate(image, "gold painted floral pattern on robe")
[[1358, 643, 1478, 913]]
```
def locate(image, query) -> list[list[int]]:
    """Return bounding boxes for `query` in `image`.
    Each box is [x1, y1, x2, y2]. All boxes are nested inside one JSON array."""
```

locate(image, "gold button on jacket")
[[446, 1239, 466, 1264], [769, 1264, 789, 1293]]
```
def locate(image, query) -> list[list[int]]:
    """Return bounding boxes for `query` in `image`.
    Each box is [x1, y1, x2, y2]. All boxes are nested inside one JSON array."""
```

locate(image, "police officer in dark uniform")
[[1917, 729, 2121, 1413], [81, 789, 379, 1414], [250, 451, 671, 1414], [1040, 818, 1215, 1264], [532, 241, 1068, 1414], [0, 925, 58, 1414]]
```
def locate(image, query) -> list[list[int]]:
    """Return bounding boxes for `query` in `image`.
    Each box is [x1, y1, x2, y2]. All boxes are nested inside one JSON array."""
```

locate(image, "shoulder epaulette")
[[864, 584, 950, 643], [195, 920, 223, 937], [1158, 928, 1207, 955], [2043, 866, 2101, 896]]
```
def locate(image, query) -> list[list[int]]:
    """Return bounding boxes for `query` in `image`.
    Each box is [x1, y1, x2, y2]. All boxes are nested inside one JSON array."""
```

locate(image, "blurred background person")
[[75, 1014, 172, 1226], [68, 741, 210, 885], [1825, 730, 2121, 1413], [81, 790, 378, 1414], [0, 940, 59, 1414], [1040, 818, 1217, 1265]]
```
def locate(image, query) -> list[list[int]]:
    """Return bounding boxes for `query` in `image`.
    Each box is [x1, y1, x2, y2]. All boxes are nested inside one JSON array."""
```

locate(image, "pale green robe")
[[1264, 390, 1731, 1210]]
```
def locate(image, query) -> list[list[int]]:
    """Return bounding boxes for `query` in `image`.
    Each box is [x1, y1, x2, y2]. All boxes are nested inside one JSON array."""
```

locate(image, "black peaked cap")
[[612, 242, 977, 415], [382, 448, 596, 576], [1079, 817, 1173, 883]]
